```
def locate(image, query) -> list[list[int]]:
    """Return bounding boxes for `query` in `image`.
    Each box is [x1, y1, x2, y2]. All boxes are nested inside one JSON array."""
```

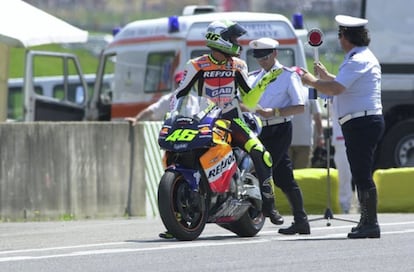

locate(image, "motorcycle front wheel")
[[157, 171, 208, 241]]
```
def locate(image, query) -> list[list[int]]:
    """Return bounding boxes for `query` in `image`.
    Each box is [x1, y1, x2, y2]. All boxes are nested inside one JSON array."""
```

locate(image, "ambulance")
[[23, 5, 308, 122]]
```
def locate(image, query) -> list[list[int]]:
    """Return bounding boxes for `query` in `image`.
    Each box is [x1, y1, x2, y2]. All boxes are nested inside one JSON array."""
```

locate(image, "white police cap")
[[249, 37, 279, 49], [335, 15, 368, 27]]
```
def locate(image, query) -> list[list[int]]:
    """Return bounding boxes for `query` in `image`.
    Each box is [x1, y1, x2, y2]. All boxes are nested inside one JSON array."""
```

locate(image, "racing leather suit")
[[176, 54, 282, 212]]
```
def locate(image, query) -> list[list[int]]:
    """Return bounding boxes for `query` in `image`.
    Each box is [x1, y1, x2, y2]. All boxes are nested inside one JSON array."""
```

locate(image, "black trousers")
[[259, 121, 299, 192], [341, 115, 385, 190]]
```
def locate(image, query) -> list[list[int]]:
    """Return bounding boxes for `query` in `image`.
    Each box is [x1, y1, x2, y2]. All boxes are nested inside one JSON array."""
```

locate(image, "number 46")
[[165, 129, 198, 142]]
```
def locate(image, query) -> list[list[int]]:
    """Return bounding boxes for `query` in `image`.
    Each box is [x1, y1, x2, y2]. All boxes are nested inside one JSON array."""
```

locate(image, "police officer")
[[301, 15, 384, 239], [248, 37, 311, 235]]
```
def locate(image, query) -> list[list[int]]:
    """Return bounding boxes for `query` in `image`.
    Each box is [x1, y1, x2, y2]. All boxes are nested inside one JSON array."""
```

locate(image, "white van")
[[23, 6, 307, 122], [89, 8, 308, 121], [8, 73, 112, 121]]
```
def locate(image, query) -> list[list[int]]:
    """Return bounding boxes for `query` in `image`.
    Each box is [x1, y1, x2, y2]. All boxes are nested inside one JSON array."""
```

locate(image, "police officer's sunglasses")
[[255, 52, 273, 61]]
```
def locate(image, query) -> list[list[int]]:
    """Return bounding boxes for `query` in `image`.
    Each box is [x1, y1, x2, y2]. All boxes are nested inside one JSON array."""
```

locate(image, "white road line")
[[1, 222, 414, 263], [0, 239, 267, 263], [0, 242, 129, 255]]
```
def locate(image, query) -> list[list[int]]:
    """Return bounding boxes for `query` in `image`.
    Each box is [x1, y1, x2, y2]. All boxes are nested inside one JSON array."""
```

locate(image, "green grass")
[[9, 44, 100, 78], [306, 53, 344, 75], [7, 44, 102, 120]]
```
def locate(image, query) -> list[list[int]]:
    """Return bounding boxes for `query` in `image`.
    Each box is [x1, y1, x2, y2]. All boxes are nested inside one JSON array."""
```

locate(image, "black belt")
[[261, 117, 291, 126], [338, 109, 382, 125]]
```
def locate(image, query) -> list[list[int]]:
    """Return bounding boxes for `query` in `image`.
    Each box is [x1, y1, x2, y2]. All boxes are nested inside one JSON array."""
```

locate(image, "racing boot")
[[159, 231, 174, 239], [348, 188, 380, 239], [249, 147, 284, 225], [261, 178, 284, 225], [262, 198, 284, 225], [278, 187, 310, 235]]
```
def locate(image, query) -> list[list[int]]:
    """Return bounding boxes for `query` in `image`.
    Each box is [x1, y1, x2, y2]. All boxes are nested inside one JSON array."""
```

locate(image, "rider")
[[158, 20, 283, 239]]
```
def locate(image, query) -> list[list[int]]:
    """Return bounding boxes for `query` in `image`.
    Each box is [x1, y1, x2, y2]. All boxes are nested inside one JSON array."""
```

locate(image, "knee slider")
[[250, 147, 273, 168], [263, 150, 273, 167]]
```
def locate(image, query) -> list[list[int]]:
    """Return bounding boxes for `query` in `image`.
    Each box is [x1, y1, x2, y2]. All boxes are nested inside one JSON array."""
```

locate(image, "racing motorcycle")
[[157, 96, 265, 241]]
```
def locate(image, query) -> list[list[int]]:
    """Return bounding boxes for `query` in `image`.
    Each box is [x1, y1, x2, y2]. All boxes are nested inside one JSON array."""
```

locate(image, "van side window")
[[97, 54, 115, 104], [144, 52, 176, 93], [246, 48, 295, 72], [8, 85, 43, 120], [53, 82, 87, 104], [8, 87, 24, 120], [34, 85, 44, 96]]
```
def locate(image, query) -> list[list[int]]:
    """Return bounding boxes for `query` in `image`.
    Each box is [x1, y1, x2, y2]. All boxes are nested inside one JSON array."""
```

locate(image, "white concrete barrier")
[[2, 122, 412, 221], [0, 122, 148, 221]]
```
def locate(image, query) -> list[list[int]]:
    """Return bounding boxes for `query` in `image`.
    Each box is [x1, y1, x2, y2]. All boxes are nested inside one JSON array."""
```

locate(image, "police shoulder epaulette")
[[248, 69, 261, 76], [283, 66, 303, 75], [282, 66, 296, 72]]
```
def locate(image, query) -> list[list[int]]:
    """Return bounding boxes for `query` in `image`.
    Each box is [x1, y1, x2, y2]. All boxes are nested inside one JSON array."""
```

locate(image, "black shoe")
[[351, 222, 363, 233], [348, 188, 380, 239], [263, 209, 284, 225], [347, 224, 380, 239], [159, 231, 174, 239], [278, 221, 311, 235]]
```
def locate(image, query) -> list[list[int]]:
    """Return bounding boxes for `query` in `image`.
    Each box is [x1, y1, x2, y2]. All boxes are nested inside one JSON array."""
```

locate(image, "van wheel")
[[377, 119, 414, 168]]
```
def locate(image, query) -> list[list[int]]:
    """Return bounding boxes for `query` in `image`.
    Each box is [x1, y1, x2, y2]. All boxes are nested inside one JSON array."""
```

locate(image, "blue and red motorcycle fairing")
[[157, 96, 264, 241]]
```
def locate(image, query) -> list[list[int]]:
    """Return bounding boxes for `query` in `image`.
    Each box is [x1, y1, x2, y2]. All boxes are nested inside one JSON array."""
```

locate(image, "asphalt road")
[[1, 213, 413, 272]]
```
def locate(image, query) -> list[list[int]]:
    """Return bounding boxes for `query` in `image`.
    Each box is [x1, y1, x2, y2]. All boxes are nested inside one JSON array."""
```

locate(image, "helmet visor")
[[221, 23, 247, 42]]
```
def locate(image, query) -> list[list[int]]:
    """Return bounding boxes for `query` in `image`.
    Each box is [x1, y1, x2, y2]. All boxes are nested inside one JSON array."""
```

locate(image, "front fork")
[[234, 150, 263, 211], [165, 166, 201, 192]]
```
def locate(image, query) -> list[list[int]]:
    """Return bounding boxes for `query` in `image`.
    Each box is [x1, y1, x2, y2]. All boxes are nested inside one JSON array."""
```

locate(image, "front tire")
[[157, 171, 208, 241]]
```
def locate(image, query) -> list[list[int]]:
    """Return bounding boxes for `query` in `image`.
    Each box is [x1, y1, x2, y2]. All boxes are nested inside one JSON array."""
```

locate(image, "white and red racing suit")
[[176, 53, 282, 212]]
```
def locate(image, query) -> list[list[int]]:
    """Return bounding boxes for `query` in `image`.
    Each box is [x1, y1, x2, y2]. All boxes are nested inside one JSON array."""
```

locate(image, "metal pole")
[[126, 122, 135, 216], [0, 44, 10, 122]]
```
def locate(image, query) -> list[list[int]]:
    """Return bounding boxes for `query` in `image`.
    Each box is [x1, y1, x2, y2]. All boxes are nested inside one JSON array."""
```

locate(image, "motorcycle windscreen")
[[200, 144, 237, 193]]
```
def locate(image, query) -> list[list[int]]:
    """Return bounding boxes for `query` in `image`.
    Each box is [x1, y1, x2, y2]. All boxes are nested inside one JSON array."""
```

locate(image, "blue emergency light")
[[168, 16, 179, 33], [292, 13, 304, 29], [112, 27, 122, 36]]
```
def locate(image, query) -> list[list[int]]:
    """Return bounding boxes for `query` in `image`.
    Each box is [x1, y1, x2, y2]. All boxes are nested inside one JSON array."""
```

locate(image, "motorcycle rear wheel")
[[158, 171, 208, 241], [218, 207, 265, 237]]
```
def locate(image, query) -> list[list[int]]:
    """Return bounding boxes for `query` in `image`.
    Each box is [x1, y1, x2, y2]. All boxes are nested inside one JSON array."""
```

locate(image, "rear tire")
[[157, 171, 208, 241], [218, 208, 265, 237], [220, 153, 265, 237]]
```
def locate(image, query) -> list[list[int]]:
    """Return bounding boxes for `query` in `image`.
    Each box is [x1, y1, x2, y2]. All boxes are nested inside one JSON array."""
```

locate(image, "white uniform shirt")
[[333, 46, 382, 118], [249, 60, 305, 121]]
